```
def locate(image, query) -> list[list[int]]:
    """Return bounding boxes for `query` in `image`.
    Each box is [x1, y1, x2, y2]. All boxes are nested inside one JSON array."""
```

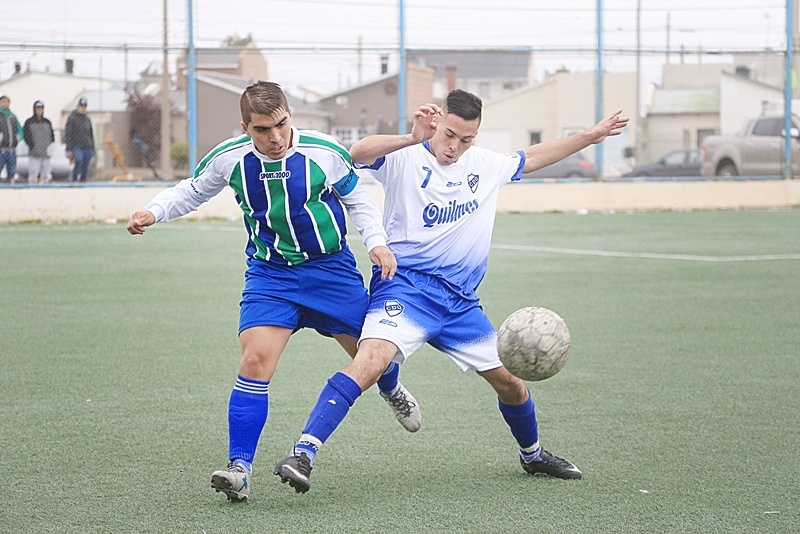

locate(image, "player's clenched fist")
[[127, 210, 156, 235]]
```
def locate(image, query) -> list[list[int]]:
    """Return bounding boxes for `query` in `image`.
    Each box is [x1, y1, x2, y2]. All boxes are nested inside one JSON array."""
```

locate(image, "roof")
[[79, 88, 129, 113], [407, 49, 531, 79], [196, 72, 328, 117], [648, 87, 720, 115], [181, 49, 243, 70]]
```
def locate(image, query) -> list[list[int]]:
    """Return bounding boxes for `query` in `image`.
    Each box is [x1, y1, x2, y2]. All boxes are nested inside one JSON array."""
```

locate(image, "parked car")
[[700, 115, 800, 177], [13, 142, 74, 181], [625, 149, 701, 177], [521, 152, 595, 179]]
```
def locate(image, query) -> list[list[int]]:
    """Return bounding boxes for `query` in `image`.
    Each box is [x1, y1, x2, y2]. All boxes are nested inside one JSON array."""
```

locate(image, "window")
[[752, 118, 782, 136], [334, 128, 353, 145], [663, 151, 684, 165], [697, 129, 715, 147]]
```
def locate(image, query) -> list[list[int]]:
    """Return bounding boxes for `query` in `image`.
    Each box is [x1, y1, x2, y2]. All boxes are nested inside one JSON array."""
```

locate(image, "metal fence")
[[0, 1, 795, 182]]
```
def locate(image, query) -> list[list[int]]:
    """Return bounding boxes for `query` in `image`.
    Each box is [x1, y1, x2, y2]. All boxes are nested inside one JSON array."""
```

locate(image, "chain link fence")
[[0, 1, 793, 182]]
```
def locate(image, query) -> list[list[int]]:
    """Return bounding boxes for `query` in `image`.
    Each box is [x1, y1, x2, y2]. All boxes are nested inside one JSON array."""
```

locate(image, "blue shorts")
[[360, 268, 501, 372], [239, 246, 368, 338]]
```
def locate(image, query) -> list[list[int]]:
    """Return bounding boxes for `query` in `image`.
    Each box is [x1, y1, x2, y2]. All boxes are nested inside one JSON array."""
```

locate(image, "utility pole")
[[357, 35, 363, 85], [666, 12, 671, 64], [794, 0, 800, 99], [160, 0, 171, 179]]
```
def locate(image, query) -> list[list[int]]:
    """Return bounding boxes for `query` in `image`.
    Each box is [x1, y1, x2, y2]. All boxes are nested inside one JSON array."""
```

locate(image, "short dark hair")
[[444, 89, 482, 123], [240, 81, 290, 124]]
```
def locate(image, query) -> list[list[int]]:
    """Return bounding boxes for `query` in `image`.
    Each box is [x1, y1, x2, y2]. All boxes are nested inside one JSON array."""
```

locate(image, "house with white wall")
[[643, 63, 784, 161], [475, 70, 636, 176]]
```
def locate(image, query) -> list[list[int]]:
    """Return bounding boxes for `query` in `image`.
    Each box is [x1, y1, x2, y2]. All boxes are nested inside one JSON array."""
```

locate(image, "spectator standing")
[[23, 101, 55, 184], [0, 95, 23, 183], [65, 97, 94, 182]]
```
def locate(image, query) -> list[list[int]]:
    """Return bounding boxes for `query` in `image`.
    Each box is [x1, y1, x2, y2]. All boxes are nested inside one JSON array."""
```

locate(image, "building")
[[176, 43, 269, 91], [318, 62, 435, 147], [0, 71, 113, 140], [407, 49, 532, 101], [476, 70, 637, 176], [193, 72, 330, 157], [643, 63, 783, 161]]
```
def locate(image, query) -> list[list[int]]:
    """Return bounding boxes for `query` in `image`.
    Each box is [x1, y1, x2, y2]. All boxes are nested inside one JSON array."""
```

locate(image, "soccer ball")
[[497, 306, 571, 382]]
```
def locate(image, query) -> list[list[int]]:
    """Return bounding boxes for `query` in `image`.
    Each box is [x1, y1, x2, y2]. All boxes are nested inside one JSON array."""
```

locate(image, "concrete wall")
[[1, 180, 798, 224]]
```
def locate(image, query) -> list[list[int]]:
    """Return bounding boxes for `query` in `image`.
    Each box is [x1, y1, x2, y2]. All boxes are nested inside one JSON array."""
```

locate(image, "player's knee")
[[238, 348, 278, 380], [347, 339, 396, 385], [482, 366, 528, 403]]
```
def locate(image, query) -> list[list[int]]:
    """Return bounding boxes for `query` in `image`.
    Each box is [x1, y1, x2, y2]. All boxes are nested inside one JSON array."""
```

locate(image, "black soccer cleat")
[[521, 449, 582, 479], [274, 452, 313, 493]]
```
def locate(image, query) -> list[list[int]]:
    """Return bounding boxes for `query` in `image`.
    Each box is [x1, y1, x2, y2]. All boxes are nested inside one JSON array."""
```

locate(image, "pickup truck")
[[700, 115, 800, 177]]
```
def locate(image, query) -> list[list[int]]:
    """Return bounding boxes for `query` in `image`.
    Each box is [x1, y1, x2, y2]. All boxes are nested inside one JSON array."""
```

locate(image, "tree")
[[126, 91, 161, 167], [222, 33, 253, 48]]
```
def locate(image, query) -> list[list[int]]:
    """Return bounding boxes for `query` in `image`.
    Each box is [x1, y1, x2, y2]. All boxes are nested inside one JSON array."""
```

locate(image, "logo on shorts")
[[384, 299, 404, 317], [379, 319, 398, 327]]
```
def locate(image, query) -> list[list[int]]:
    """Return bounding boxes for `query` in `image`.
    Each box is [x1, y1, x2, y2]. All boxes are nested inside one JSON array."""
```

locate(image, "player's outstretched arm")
[[127, 210, 156, 235], [350, 104, 442, 165], [521, 109, 628, 174]]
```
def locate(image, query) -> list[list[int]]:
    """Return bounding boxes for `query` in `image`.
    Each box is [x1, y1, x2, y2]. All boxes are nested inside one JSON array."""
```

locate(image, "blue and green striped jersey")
[[147, 127, 383, 266]]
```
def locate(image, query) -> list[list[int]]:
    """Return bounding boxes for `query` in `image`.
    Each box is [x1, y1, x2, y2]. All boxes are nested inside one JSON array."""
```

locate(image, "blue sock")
[[498, 391, 540, 460], [227, 375, 270, 469], [376, 361, 399, 394], [297, 372, 362, 460]]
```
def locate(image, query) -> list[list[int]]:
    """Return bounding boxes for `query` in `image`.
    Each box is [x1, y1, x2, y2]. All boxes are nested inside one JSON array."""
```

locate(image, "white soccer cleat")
[[211, 461, 251, 502], [380, 383, 422, 432]]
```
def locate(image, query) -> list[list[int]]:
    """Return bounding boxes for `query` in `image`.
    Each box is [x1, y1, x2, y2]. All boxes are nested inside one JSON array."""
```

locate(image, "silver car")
[[13, 142, 74, 181]]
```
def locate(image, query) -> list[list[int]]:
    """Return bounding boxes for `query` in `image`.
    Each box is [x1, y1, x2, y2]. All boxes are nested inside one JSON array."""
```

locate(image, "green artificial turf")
[[1, 209, 798, 533]]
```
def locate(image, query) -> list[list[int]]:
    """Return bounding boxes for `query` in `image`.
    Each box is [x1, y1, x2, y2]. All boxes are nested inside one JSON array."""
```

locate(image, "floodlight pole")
[[160, 0, 171, 179], [783, 0, 794, 180], [187, 0, 197, 173], [594, 0, 604, 181]]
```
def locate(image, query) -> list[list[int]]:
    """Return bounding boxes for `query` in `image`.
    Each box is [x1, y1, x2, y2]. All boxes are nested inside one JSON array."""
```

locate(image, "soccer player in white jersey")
[[274, 89, 628, 492], [126, 81, 423, 502]]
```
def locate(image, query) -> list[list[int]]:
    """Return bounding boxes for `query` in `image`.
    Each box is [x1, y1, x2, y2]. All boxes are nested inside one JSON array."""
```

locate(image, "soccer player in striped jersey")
[[126, 81, 421, 502], [275, 90, 627, 492]]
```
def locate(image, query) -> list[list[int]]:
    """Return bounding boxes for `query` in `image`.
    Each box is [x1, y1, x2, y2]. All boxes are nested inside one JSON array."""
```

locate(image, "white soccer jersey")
[[358, 142, 525, 297]]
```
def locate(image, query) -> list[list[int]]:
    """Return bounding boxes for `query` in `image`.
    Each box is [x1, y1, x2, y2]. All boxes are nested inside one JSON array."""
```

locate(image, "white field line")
[[183, 228, 800, 262], [490, 243, 800, 262], [106, 225, 800, 263]]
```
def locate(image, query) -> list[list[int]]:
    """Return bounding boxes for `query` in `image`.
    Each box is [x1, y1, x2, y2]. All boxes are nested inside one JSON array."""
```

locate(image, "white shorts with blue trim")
[[360, 268, 502, 372]]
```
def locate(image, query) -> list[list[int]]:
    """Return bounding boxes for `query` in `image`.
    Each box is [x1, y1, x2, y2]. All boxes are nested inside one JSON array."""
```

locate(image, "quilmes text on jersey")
[[422, 199, 479, 228]]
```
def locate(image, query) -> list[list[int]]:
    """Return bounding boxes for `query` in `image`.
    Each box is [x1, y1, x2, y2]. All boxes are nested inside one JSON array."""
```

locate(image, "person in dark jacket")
[[0, 95, 23, 183], [23, 101, 55, 184], [64, 97, 94, 182]]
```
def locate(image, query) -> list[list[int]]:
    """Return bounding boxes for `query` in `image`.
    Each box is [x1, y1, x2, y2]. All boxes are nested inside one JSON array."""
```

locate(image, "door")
[[741, 118, 783, 176]]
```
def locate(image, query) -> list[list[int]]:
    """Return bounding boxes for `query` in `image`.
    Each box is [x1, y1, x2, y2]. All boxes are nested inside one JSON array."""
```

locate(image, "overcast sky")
[[0, 0, 791, 95]]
